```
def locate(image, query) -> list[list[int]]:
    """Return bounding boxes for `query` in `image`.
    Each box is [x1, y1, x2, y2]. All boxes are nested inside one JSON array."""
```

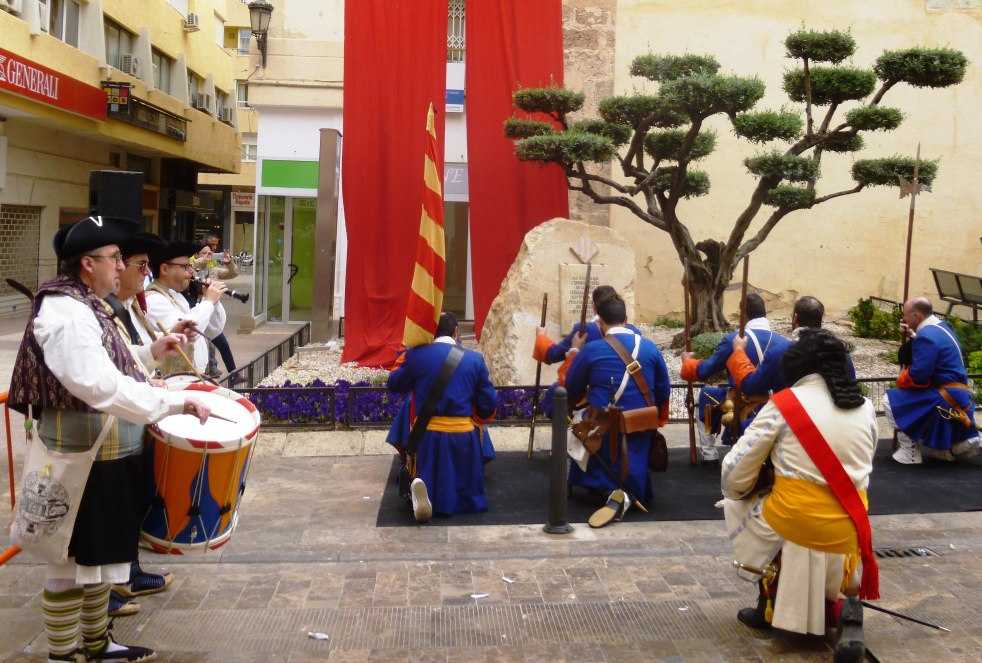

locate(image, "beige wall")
[[610, 0, 982, 321]]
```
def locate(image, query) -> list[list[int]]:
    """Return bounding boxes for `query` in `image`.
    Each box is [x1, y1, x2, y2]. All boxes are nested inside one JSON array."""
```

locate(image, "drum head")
[[157, 391, 256, 446]]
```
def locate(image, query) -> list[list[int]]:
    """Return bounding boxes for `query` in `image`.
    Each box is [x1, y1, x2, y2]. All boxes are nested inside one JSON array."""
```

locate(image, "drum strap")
[[406, 345, 465, 458]]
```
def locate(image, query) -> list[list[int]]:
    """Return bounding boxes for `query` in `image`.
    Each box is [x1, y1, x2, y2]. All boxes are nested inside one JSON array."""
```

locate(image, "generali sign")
[[0, 47, 106, 120]]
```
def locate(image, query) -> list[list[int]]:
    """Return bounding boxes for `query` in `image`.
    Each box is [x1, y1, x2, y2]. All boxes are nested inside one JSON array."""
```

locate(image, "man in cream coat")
[[720, 330, 878, 662]]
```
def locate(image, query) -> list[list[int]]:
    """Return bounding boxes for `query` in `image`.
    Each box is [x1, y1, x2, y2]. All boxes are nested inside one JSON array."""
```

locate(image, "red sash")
[[771, 389, 880, 600]]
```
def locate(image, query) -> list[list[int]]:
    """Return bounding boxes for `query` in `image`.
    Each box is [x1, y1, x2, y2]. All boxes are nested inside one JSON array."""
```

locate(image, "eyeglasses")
[[164, 262, 194, 271], [85, 252, 124, 264], [126, 259, 150, 272]]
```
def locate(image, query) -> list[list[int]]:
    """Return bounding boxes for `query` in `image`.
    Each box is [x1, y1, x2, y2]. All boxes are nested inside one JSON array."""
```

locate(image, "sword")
[[528, 293, 548, 459], [582, 437, 649, 514], [861, 601, 950, 632]]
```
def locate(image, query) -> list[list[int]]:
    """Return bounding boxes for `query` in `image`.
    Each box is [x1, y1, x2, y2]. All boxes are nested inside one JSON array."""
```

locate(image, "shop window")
[[104, 17, 135, 70], [152, 49, 174, 94], [0, 205, 42, 294]]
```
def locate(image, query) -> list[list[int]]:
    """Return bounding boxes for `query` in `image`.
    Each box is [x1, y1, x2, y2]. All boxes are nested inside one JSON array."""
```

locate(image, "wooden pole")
[[738, 256, 750, 337], [528, 293, 548, 459], [683, 261, 697, 465], [902, 143, 921, 303]]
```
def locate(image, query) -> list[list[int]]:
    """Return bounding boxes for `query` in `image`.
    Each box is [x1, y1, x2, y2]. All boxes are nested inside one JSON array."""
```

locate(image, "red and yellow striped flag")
[[402, 102, 446, 348]]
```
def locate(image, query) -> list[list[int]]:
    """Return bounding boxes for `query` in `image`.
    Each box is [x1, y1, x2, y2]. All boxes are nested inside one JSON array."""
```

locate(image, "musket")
[[528, 293, 548, 459], [738, 255, 750, 338], [683, 261, 697, 465]]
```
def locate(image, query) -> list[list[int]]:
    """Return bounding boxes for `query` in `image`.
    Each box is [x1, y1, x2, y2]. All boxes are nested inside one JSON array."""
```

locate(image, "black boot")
[[737, 581, 771, 630], [833, 597, 864, 663]]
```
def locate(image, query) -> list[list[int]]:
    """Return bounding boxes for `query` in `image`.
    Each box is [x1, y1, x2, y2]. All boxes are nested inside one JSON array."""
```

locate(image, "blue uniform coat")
[[387, 342, 498, 515], [564, 330, 670, 504], [695, 326, 790, 443], [887, 321, 978, 451]]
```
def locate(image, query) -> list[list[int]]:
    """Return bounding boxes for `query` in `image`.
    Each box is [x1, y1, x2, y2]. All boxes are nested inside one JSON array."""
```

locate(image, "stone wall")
[[563, 0, 617, 227]]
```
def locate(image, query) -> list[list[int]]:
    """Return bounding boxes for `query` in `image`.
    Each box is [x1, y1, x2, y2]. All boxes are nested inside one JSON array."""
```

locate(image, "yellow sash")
[[763, 475, 868, 556], [426, 416, 475, 433]]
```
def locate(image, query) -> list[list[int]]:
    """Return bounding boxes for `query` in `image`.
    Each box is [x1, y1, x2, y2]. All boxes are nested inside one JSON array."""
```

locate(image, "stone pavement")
[[3, 432, 982, 662]]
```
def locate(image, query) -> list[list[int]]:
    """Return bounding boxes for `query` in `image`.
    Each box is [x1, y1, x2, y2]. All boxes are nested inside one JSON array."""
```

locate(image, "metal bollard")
[[543, 386, 573, 534]]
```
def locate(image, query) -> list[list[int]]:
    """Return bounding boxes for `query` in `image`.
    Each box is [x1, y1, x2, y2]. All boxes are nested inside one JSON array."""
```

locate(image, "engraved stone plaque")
[[559, 263, 606, 331]]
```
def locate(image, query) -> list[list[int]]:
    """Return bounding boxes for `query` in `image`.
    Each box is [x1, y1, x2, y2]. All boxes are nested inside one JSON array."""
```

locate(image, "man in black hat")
[[8, 215, 212, 663], [146, 241, 228, 375]]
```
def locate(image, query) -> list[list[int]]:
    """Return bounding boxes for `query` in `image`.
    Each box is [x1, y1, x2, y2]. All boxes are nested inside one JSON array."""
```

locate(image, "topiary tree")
[[505, 30, 967, 333]]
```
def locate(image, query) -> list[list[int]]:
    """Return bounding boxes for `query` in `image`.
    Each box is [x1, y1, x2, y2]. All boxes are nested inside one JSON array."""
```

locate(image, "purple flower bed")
[[242, 379, 542, 427]]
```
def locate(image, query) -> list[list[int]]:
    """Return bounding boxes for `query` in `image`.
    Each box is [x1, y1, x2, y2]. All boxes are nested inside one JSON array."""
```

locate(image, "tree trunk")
[[689, 279, 729, 335]]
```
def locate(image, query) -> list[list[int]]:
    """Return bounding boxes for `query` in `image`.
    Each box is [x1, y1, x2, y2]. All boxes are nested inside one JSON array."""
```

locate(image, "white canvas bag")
[[9, 411, 115, 563]]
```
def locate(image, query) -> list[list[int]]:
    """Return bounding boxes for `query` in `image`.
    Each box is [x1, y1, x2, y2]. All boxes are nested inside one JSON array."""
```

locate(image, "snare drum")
[[141, 383, 260, 554]]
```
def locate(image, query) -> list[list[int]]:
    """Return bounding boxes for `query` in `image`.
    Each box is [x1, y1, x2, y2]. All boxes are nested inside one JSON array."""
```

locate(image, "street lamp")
[[248, 1, 274, 68]]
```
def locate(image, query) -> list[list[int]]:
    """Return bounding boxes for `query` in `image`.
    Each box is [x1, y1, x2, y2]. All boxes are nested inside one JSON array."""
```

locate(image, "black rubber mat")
[[376, 439, 982, 527]]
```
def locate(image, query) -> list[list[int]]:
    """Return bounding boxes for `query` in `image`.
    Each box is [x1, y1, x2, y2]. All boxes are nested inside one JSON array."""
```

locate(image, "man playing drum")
[[8, 216, 211, 663]]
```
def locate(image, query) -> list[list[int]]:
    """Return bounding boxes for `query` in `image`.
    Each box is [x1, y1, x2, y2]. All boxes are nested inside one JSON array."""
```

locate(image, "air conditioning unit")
[[219, 107, 233, 123], [119, 54, 140, 77], [193, 93, 212, 112], [0, 0, 24, 16], [184, 12, 200, 32]]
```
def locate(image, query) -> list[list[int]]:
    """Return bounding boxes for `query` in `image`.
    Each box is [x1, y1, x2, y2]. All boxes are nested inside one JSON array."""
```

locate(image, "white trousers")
[[723, 495, 847, 635]]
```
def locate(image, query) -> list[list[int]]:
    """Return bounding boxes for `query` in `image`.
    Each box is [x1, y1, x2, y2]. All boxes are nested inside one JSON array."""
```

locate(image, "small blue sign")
[[446, 89, 465, 112]]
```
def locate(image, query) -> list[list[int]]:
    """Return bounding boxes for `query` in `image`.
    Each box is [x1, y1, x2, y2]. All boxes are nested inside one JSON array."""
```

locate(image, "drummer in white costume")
[[7, 216, 211, 663], [145, 240, 228, 373], [720, 330, 878, 662]]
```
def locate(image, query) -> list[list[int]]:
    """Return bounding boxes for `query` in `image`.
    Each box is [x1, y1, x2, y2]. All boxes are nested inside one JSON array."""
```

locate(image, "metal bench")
[[930, 268, 982, 323]]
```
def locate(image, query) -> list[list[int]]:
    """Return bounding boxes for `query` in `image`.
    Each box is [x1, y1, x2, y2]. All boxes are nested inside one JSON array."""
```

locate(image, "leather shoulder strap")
[[605, 335, 654, 407], [406, 345, 466, 455]]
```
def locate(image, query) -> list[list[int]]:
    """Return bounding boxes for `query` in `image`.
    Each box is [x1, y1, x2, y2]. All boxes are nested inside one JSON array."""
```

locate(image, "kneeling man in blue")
[[387, 313, 498, 522], [885, 298, 979, 464], [564, 295, 670, 518], [681, 293, 788, 462]]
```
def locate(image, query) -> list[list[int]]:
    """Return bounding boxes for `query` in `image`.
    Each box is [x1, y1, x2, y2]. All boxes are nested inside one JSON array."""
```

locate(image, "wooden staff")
[[579, 262, 593, 332], [154, 321, 208, 383], [683, 261, 697, 465], [528, 293, 548, 459], [738, 256, 750, 337], [902, 143, 922, 303]]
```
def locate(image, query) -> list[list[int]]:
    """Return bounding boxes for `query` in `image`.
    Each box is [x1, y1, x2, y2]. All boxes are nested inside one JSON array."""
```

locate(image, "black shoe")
[[84, 623, 157, 662], [737, 606, 771, 630], [833, 597, 864, 663]]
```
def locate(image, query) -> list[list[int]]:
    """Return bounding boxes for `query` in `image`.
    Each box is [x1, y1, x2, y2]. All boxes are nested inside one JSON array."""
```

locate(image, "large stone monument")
[[479, 218, 637, 385]]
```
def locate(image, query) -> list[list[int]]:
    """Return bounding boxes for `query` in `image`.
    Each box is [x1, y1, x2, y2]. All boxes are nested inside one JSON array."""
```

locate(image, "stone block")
[[479, 218, 637, 386], [283, 430, 364, 457]]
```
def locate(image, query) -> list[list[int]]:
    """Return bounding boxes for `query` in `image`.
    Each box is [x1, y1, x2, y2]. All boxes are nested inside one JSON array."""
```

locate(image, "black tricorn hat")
[[119, 232, 165, 259], [149, 240, 199, 272], [53, 215, 140, 260]]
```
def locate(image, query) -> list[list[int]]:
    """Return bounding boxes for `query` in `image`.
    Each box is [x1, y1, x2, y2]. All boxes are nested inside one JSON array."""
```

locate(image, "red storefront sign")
[[0, 47, 106, 120]]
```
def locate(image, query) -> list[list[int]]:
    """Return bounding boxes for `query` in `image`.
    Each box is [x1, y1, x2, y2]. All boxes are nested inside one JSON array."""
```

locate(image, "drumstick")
[[154, 322, 207, 383]]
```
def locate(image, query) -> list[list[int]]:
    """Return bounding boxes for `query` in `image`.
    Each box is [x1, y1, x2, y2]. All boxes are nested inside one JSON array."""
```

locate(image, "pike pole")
[[738, 256, 750, 337], [902, 143, 922, 303], [528, 293, 548, 459]]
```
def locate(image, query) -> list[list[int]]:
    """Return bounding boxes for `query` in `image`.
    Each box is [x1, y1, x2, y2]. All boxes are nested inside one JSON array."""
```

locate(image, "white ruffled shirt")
[[32, 295, 187, 425]]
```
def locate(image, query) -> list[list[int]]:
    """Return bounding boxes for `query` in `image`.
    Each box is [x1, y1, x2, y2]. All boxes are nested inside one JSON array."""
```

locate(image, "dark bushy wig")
[[781, 329, 864, 409]]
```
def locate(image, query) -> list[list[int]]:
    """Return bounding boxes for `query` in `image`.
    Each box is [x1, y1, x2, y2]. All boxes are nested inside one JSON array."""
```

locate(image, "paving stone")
[[285, 430, 365, 456]]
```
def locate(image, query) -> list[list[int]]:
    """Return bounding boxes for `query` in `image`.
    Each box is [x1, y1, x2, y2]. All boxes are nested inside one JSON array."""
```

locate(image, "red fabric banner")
[[341, 1, 448, 367], [465, 0, 569, 337]]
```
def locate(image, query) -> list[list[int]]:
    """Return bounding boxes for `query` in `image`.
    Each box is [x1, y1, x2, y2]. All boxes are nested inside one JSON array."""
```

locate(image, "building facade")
[[0, 0, 241, 316]]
